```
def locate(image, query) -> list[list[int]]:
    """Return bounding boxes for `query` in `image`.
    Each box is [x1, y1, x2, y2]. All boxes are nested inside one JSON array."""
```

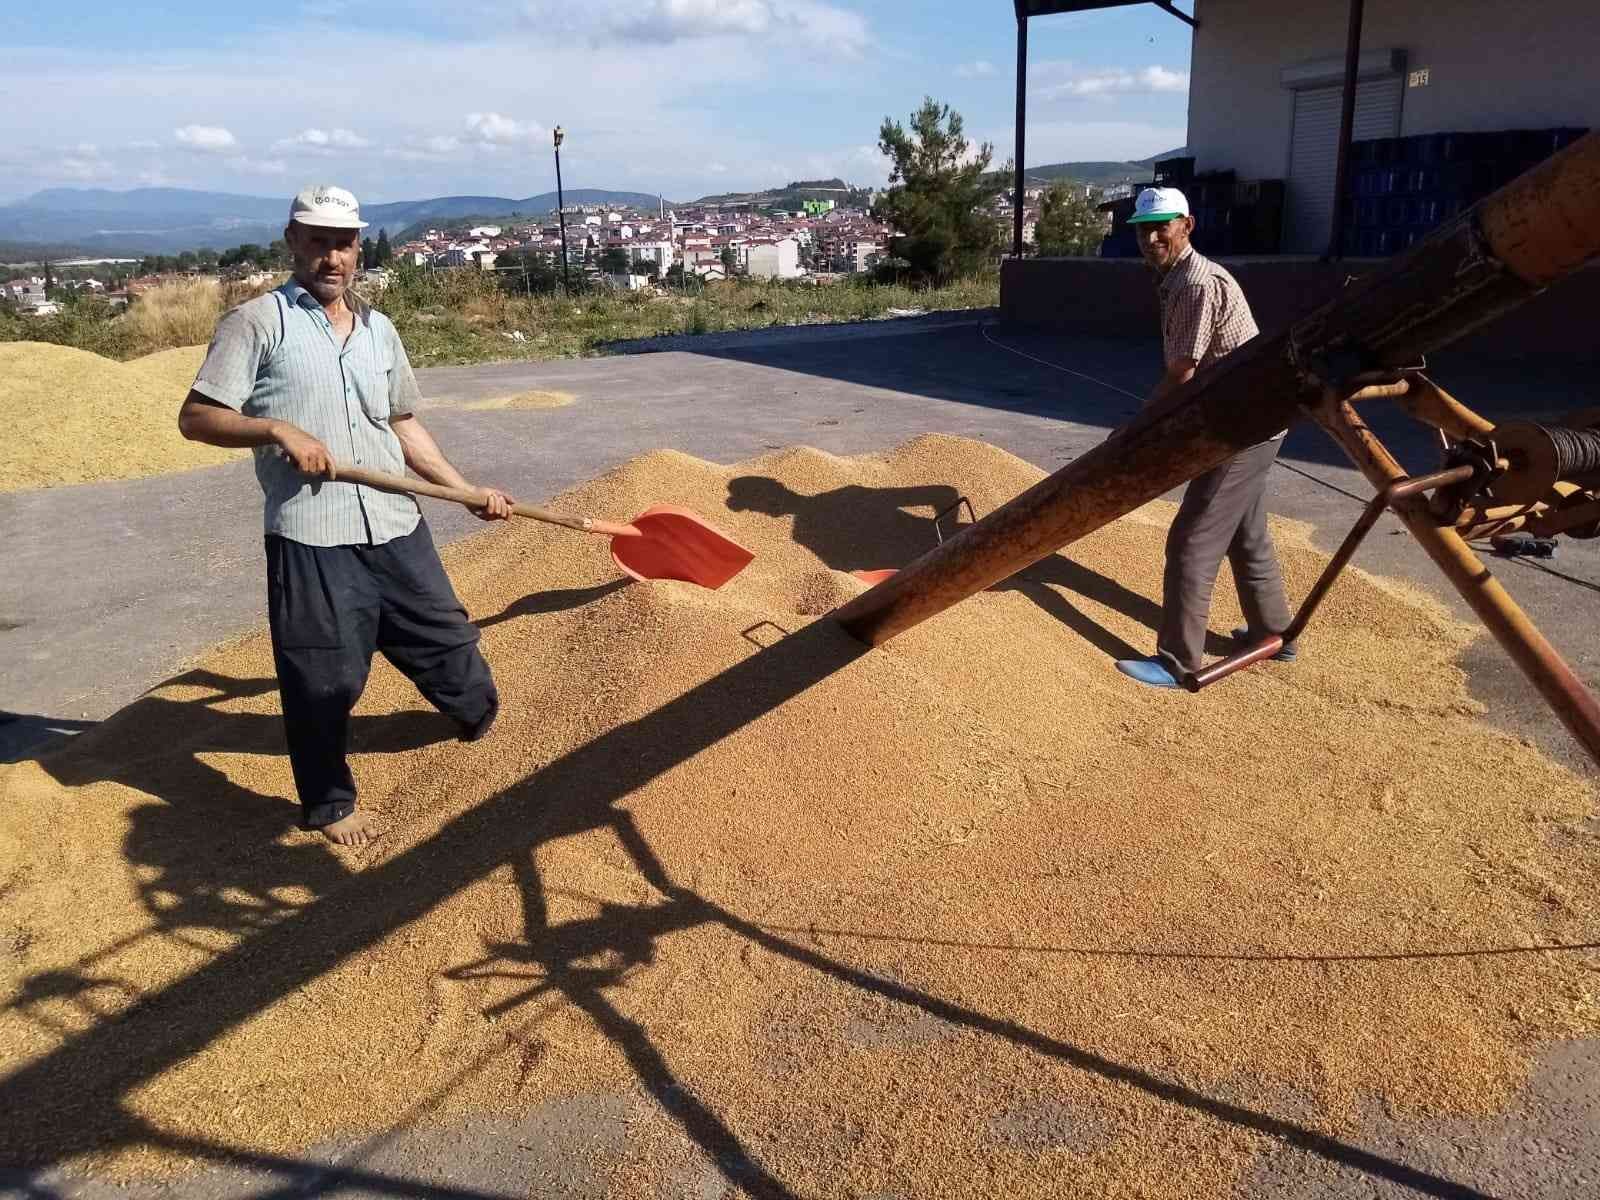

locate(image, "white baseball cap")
[[288, 184, 368, 230], [1128, 186, 1191, 224]]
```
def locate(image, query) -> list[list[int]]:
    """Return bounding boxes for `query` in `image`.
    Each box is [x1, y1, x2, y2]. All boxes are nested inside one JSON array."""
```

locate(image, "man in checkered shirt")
[[1114, 187, 1296, 689]]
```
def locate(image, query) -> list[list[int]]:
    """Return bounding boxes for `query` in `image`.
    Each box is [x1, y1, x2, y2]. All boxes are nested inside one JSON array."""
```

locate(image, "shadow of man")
[[35, 668, 464, 953]]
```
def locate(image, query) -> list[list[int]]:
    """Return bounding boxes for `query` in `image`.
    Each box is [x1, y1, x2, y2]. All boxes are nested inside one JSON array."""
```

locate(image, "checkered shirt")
[[1157, 246, 1259, 372]]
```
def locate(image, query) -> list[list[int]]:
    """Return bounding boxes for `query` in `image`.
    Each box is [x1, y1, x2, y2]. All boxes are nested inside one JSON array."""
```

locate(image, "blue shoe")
[[1115, 656, 1183, 689], [1230, 627, 1298, 663]]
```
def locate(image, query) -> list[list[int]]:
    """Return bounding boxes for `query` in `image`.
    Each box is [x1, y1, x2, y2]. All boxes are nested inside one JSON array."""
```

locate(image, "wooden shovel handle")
[[331, 463, 638, 538]]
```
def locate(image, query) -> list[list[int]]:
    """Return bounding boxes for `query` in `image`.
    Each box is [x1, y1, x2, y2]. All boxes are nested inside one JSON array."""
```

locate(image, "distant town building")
[[747, 238, 802, 279]]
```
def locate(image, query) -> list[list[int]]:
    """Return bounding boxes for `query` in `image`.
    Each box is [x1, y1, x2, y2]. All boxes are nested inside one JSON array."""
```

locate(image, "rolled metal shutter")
[[1284, 74, 1404, 254]]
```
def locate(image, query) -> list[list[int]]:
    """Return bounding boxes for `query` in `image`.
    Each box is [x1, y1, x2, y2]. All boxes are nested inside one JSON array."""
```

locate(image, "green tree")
[[494, 247, 564, 295], [598, 247, 631, 275], [1034, 184, 1109, 257], [361, 237, 376, 270], [719, 245, 738, 274], [873, 97, 1000, 284], [376, 227, 392, 266]]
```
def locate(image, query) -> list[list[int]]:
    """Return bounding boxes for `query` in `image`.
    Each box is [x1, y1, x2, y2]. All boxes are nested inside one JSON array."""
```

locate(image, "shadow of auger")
[[1, 615, 1497, 1200], [0, 619, 864, 1172]]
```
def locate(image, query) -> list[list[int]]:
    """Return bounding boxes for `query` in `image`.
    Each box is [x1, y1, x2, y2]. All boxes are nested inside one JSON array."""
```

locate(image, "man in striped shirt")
[[1114, 187, 1295, 689], [179, 185, 511, 845]]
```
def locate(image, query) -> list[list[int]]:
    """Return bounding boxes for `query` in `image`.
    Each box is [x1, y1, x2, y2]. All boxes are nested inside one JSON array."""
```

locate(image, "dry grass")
[[121, 277, 282, 357], [1, 268, 996, 367]]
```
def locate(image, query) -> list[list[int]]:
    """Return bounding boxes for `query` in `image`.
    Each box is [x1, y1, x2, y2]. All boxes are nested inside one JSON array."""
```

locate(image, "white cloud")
[[128, 139, 162, 151], [1035, 65, 1189, 101], [955, 59, 995, 79], [174, 123, 239, 152], [275, 127, 372, 153], [225, 155, 288, 175], [516, 0, 868, 53], [464, 111, 544, 146], [1, 29, 882, 203], [58, 148, 114, 182]]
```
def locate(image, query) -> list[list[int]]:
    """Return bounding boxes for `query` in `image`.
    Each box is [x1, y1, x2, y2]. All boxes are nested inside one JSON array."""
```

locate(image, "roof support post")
[[1013, 11, 1028, 258], [1326, 0, 1366, 260]]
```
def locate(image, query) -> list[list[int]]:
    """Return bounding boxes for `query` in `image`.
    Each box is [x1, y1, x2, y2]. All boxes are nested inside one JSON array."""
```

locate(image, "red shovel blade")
[[611, 506, 755, 589], [851, 568, 898, 585]]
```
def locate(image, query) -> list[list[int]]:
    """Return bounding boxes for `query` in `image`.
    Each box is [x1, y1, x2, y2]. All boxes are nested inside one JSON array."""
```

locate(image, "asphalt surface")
[[2, 311, 1597, 1197]]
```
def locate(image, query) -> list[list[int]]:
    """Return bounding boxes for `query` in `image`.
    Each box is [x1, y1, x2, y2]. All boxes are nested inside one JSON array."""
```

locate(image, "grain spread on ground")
[[461, 389, 577, 411], [0, 342, 239, 492], [2, 434, 1596, 1196]]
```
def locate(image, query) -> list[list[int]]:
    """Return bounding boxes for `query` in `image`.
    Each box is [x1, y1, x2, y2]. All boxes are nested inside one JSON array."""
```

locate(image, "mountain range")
[[0, 152, 1187, 258], [0, 187, 667, 257]]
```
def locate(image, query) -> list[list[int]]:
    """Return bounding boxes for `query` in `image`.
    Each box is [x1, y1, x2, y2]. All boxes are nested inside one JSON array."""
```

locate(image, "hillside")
[[689, 178, 874, 210], [997, 147, 1190, 191]]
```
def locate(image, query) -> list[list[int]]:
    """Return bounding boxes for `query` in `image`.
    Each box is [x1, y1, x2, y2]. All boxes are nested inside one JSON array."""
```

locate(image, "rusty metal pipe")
[[1315, 394, 1600, 766], [1397, 376, 1497, 442], [1185, 464, 1476, 692]]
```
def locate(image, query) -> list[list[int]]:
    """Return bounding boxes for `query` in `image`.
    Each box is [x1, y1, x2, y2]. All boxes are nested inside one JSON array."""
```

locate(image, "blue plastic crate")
[[1402, 166, 1440, 193], [1411, 196, 1449, 226]]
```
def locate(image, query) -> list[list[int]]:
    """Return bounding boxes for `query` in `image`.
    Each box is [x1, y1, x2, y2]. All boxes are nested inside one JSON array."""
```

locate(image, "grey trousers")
[[1157, 438, 1294, 675]]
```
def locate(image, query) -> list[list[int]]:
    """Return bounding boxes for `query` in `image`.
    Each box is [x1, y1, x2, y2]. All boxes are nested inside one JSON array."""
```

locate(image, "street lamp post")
[[553, 125, 571, 295]]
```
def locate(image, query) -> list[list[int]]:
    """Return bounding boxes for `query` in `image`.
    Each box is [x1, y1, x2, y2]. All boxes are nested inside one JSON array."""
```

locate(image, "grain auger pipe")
[[830, 131, 1600, 768]]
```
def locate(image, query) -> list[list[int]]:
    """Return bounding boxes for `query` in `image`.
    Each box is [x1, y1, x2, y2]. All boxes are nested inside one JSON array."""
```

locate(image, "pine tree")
[[361, 237, 375, 270], [873, 98, 1000, 284], [1034, 184, 1110, 257], [375, 227, 392, 266]]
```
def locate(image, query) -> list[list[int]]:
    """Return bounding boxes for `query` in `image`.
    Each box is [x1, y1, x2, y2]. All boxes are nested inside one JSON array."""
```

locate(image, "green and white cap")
[[1127, 186, 1190, 224]]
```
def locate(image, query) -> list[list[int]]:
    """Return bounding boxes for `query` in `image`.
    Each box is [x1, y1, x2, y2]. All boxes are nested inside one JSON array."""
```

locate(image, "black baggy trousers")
[[265, 520, 497, 829]]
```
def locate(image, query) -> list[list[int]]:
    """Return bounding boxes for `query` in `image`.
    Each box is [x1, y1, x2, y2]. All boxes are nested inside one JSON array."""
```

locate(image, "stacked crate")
[[1343, 127, 1587, 256], [1098, 156, 1287, 258]]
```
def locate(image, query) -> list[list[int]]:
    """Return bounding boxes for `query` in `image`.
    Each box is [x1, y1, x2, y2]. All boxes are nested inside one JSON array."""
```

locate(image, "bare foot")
[[320, 811, 382, 847]]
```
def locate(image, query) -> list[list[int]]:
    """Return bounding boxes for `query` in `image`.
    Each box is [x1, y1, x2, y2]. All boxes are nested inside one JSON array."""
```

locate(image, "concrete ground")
[[2, 311, 1597, 1197]]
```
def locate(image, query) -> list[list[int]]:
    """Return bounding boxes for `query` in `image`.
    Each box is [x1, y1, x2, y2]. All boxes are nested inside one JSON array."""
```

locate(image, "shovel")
[[332, 463, 755, 589]]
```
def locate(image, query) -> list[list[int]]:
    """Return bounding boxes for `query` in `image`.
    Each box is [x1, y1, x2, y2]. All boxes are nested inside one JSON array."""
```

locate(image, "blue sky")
[[0, 1, 1193, 204]]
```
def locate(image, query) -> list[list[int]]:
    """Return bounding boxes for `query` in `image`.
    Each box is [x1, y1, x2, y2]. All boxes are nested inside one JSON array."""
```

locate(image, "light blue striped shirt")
[[191, 281, 423, 546]]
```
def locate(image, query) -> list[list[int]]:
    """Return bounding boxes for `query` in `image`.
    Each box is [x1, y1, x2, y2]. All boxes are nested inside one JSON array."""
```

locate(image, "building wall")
[[1188, 0, 1600, 180], [747, 240, 801, 279], [999, 257, 1599, 364]]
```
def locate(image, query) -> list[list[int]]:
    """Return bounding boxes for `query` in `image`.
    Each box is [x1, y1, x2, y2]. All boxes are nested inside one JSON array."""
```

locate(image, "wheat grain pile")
[[461, 389, 577, 411], [2, 434, 1595, 1196], [0, 342, 239, 492]]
